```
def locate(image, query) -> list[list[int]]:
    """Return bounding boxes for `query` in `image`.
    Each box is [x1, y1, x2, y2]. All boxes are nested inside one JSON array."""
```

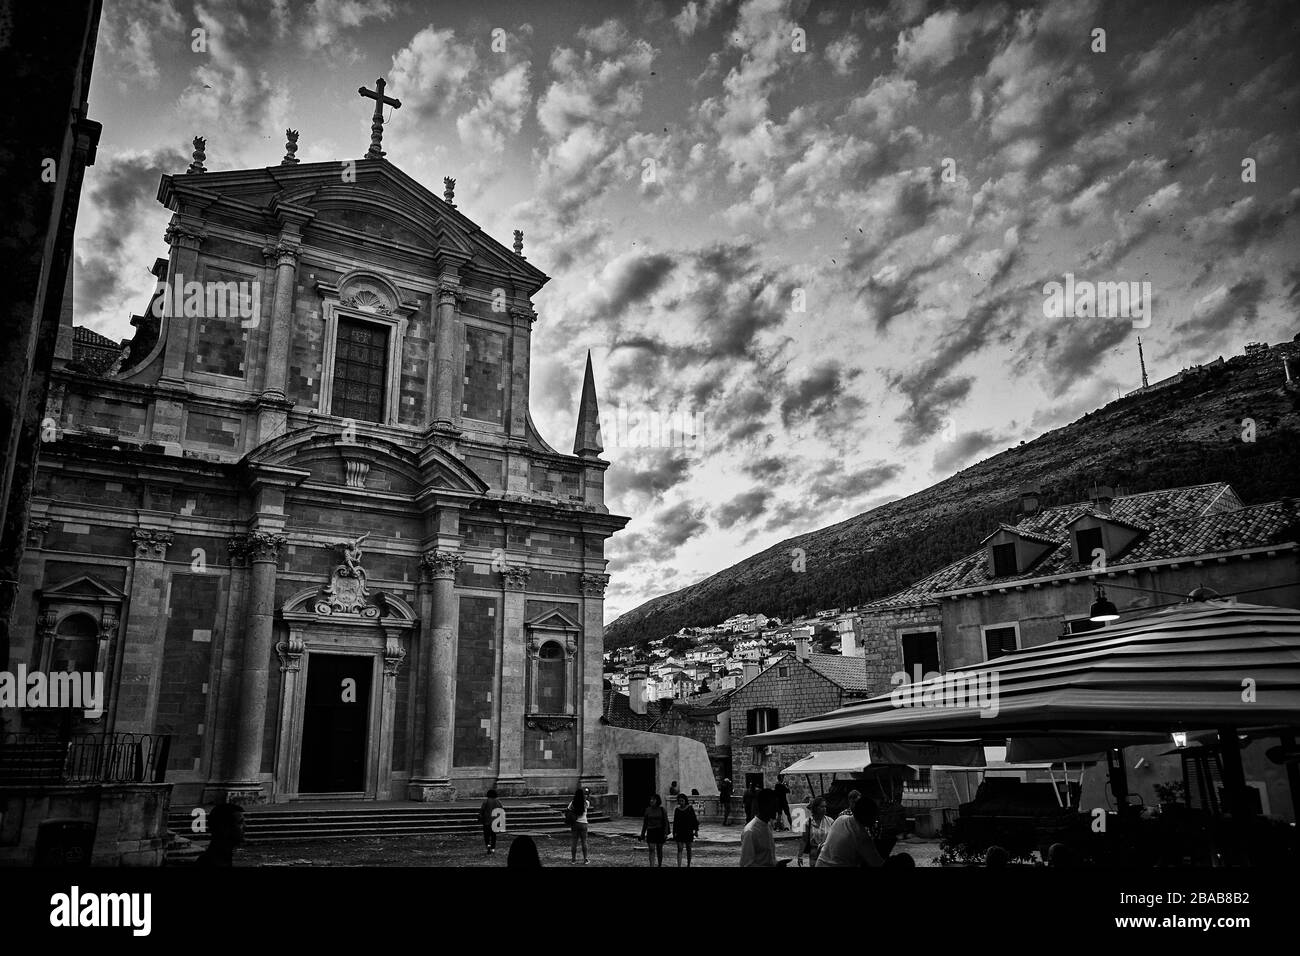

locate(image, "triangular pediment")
[[39, 575, 125, 600], [158, 160, 548, 295], [525, 608, 580, 631]]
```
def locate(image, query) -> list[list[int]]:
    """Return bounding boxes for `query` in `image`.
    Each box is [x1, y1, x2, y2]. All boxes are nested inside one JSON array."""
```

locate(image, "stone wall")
[[0, 783, 171, 866], [852, 603, 943, 695]]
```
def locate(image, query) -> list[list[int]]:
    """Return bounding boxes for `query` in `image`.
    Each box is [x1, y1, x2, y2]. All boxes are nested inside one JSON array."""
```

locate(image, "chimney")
[[794, 636, 810, 660], [743, 661, 759, 685], [628, 668, 647, 715], [1089, 485, 1115, 515], [1019, 484, 1040, 515]]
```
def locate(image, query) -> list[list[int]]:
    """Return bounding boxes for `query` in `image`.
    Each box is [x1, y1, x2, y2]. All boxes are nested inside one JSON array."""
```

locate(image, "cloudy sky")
[[79, 0, 1299, 621]]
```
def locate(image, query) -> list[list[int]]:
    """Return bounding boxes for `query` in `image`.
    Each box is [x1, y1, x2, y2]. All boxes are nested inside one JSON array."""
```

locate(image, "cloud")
[[824, 33, 862, 75], [300, 0, 396, 54], [1180, 275, 1269, 350], [605, 450, 693, 505], [716, 488, 773, 527], [389, 26, 480, 121], [933, 429, 1012, 473], [894, 6, 1004, 74], [456, 61, 532, 153], [673, 0, 731, 37], [779, 362, 861, 428]]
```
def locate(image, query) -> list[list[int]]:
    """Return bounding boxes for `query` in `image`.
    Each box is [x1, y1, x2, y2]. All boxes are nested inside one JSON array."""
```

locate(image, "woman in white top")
[[799, 796, 833, 867], [568, 786, 591, 864]]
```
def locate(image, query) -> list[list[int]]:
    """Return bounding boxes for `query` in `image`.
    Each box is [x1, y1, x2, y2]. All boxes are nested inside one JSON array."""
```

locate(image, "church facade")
[[12, 129, 626, 806]]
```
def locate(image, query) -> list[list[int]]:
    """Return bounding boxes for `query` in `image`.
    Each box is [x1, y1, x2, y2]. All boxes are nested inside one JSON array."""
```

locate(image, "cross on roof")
[[358, 77, 402, 160]]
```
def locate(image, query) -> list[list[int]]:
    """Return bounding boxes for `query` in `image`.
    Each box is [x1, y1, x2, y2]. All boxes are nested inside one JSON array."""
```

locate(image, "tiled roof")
[[861, 484, 1297, 609], [602, 686, 659, 732], [73, 326, 118, 347], [803, 653, 875, 693]]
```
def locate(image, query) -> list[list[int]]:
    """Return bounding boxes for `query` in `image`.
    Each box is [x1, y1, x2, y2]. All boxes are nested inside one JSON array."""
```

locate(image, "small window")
[[746, 707, 779, 734], [1063, 616, 1105, 637], [777, 665, 789, 678], [51, 614, 98, 673], [983, 625, 1019, 660], [535, 641, 566, 713], [991, 542, 1018, 577], [1075, 527, 1104, 565]]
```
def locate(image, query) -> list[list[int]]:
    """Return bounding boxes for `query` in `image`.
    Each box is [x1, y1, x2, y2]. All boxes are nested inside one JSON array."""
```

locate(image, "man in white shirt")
[[740, 789, 784, 866], [816, 796, 884, 867]]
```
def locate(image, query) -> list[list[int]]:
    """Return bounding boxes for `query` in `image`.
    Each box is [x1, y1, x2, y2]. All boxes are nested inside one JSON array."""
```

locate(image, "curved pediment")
[[245, 426, 489, 496], [283, 183, 476, 258]]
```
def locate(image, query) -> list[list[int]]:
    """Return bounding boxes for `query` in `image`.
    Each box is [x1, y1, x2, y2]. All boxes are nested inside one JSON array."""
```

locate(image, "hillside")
[[606, 341, 1300, 648]]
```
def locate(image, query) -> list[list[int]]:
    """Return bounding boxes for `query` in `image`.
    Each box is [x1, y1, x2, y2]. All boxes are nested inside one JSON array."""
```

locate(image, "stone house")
[[13, 138, 627, 806], [854, 481, 1300, 819], [725, 646, 885, 805]]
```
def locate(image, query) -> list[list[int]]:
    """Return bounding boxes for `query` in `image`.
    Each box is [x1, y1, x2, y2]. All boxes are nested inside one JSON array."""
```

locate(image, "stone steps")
[[166, 802, 610, 846]]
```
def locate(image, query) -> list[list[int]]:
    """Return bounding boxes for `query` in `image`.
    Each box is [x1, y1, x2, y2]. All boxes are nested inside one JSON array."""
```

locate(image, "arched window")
[[536, 641, 566, 714], [52, 614, 99, 673]]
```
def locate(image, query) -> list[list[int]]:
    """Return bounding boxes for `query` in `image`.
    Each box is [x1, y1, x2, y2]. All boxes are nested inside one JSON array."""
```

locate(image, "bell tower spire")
[[573, 351, 604, 458]]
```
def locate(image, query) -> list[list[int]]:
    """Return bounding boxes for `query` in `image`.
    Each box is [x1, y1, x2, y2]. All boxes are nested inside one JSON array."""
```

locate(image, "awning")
[[780, 741, 985, 776], [748, 602, 1300, 746]]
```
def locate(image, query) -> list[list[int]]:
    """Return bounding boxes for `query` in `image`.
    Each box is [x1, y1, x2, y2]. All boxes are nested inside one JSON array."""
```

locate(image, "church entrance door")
[[299, 653, 372, 794]]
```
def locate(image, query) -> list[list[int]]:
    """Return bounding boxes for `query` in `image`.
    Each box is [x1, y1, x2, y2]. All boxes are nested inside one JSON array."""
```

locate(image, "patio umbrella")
[[747, 601, 1300, 744]]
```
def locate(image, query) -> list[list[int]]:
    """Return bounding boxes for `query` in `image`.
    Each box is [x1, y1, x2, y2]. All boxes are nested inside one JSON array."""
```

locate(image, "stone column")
[[255, 239, 300, 443], [113, 529, 174, 735], [226, 531, 285, 804], [579, 571, 611, 794], [408, 549, 461, 801], [495, 565, 529, 795], [432, 281, 460, 426], [377, 632, 408, 801]]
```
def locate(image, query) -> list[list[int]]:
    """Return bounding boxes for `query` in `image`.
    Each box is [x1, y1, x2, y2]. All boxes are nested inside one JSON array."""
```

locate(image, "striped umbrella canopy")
[[747, 601, 1300, 746]]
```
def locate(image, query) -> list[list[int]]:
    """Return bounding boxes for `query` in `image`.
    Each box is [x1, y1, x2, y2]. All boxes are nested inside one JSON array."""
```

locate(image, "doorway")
[[299, 654, 372, 794], [622, 757, 656, 817]]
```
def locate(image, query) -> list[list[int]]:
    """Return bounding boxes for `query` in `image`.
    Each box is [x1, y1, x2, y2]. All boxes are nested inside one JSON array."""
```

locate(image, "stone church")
[[12, 100, 627, 807]]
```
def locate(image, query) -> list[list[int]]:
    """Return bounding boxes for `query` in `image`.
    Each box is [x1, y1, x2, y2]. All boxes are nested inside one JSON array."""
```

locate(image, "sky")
[[77, 0, 1300, 622]]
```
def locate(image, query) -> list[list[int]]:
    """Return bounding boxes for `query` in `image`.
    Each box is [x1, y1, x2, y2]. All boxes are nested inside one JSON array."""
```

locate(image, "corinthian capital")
[[133, 528, 174, 560], [436, 282, 463, 307], [580, 572, 610, 597], [163, 222, 206, 248], [500, 565, 531, 591], [421, 550, 463, 581], [229, 531, 287, 563]]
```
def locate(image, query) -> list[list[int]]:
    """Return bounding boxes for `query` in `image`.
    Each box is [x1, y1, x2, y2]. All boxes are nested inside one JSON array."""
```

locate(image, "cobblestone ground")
[[236, 831, 944, 867]]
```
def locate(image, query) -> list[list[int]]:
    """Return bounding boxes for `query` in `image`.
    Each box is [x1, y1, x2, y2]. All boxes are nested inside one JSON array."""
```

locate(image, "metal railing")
[[0, 732, 170, 785]]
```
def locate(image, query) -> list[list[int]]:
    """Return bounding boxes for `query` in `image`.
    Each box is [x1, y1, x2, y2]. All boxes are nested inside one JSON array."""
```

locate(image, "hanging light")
[[1089, 584, 1120, 622], [1171, 732, 1188, 749]]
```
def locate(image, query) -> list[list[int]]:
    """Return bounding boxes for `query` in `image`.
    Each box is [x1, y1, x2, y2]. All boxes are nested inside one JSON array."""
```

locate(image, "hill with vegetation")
[[606, 340, 1300, 648]]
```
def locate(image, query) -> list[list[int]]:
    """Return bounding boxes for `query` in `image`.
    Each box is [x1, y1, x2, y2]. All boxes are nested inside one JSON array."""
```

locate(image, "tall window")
[[536, 642, 566, 713], [991, 542, 1018, 577], [51, 614, 98, 673], [331, 318, 389, 423]]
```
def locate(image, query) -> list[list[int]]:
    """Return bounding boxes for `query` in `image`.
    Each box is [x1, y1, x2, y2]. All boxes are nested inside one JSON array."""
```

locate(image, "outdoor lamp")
[[1089, 585, 1120, 622], [1171, 732, 1188, 749]]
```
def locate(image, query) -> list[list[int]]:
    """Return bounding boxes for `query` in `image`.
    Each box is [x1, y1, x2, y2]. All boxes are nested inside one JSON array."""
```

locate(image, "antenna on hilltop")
[[1138, 336, 1150, 389]]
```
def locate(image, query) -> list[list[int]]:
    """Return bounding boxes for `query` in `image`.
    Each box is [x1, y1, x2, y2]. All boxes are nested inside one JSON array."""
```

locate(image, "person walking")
[[773, 774, 793, 831], [719, 777, 734, 825], [672, 793, 700, 867], [567, 786, 591, 864], [816, 796, 884, 867], [742, 782, 757, 822], [195, 803, 245, 867], [797, 796, 833, 867], [639, 793, 669, 866], [740, 790, 786, 866], [479, 788, 504, 854]]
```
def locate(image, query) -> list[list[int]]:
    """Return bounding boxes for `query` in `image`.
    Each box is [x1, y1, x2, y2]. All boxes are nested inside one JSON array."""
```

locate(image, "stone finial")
[[513, 229, 524, 257], [282, 129, 300, 165], [188, 136, 207, 174], [443, 176, 456, 207]]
